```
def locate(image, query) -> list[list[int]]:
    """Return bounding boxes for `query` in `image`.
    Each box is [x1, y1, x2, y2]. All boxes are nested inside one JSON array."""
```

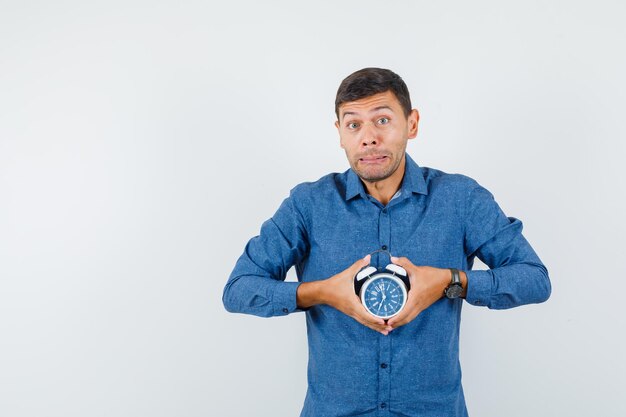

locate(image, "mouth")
[[358, 155, 389, 164]]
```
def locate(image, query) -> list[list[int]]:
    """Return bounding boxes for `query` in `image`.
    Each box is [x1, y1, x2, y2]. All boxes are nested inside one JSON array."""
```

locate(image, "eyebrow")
[[341, 105, 394, 120]]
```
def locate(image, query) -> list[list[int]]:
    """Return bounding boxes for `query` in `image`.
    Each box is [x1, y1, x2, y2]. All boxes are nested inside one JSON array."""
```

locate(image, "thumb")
[[352, 254, 371, 272], [390, 256, 413, 268]]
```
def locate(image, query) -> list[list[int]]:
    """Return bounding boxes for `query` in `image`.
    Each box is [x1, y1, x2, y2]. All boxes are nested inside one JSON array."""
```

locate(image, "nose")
[[360, 122, 378, 147], [362, 137, 377, 146]]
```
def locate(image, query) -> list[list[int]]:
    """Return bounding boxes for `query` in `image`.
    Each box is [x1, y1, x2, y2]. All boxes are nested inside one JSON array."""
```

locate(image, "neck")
[[362, 155, 406, 206]]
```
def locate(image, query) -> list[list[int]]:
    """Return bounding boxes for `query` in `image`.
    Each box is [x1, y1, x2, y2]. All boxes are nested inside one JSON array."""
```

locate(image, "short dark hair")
[[335, 68, 412, 119]]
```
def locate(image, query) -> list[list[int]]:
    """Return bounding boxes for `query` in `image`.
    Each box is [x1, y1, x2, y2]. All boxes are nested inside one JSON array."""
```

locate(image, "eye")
[[377, 117, 390, 125], [347, 122, 359, 129]]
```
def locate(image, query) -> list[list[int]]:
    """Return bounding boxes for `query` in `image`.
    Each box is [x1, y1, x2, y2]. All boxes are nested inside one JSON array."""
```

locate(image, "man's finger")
[[390, 256, 414, 269], [387, 306, 410, 328], [388, 306, 419, 329], [356, 316, 389, 335], [360, 254, 372, 267], [350, 254, 371, 273], [353, 305, 391, 334], [354, 305, 384, 326]]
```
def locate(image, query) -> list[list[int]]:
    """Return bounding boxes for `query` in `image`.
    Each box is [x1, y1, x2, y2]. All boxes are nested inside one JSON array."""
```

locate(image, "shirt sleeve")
[[463, 183, 551, 309], [222, 190, 309, 317]]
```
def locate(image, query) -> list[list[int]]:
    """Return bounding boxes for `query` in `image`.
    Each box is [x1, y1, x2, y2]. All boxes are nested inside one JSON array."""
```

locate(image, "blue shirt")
[[223, 154, 551, 417]]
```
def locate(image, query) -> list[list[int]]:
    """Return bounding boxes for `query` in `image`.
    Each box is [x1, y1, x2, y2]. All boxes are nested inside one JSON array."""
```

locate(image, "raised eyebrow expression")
[[341, 105, 395, 122], [342, 106, 394, 127]]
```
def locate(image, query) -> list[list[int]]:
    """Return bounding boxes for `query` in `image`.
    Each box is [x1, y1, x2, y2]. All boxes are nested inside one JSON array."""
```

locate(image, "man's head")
[[335, 68, 419, 184], [335, 68, 413, 119]]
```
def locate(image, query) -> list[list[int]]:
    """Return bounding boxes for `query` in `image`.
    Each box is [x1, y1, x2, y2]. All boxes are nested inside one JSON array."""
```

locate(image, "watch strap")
[[445, 268, 463, 299], [449, 268, 460, 285]]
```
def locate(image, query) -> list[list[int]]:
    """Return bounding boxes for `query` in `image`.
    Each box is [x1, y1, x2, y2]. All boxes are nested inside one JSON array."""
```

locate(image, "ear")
[[407, 109, 419, 139], [335, 120, 345, 149]]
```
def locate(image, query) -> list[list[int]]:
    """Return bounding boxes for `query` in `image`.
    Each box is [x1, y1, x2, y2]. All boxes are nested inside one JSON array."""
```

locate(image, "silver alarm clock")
[[354, 262, 410, 319]]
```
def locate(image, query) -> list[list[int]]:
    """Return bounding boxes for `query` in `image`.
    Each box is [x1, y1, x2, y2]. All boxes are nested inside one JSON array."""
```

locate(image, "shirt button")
[[380, 402, 387, 409], [380, 363, 388, 369], [382, 208, 387, 214], [381, 245, 387, 251], [282, 308, 289, 313]]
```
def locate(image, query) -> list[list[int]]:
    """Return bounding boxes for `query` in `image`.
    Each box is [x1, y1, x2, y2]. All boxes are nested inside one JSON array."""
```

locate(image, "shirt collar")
[[345, 153, 428, 201]]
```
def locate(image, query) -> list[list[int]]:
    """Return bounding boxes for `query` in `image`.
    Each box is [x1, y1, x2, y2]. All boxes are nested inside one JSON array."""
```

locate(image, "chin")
[[357, 169, 395, 182], [354, 161, 396, 182]]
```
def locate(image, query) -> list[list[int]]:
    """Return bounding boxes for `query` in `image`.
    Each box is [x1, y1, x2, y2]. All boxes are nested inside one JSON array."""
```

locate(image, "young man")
[[223, 68, 551, 417]]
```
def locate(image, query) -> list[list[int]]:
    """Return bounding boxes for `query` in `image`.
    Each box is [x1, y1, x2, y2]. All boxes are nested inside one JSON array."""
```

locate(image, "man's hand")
[[386, 256, 464, 330], [296, 255, 393, 335]]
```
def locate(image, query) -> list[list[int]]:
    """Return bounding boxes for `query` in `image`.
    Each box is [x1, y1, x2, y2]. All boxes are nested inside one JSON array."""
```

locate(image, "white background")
[[1, 1, 625, 416]]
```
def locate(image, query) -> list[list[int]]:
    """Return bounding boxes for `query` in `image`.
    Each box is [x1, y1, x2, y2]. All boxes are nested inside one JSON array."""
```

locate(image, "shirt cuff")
[[465, 270, 493, 307], [271, 281, 301, 316]]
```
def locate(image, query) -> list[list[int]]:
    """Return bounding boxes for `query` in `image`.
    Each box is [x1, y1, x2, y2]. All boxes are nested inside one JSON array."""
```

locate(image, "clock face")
[[360, 273, 407, 319]]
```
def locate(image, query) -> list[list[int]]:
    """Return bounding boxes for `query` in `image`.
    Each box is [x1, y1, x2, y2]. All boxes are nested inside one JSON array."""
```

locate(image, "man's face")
[[335, 91, 419, 183]]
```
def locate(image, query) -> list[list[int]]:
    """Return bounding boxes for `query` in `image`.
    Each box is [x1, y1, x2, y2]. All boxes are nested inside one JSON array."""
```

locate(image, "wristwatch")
[[444, 268, 464, 299]]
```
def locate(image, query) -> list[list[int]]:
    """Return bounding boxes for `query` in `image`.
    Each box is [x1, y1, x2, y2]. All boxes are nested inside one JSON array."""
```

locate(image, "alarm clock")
[[354, 263, 411, 319]]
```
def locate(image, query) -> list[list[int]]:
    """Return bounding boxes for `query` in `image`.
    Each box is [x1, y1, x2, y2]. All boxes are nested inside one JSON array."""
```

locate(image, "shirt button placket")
[[378, 336, 391, 415], [379, 207, 391, 255], [378, 206, 392, 415]]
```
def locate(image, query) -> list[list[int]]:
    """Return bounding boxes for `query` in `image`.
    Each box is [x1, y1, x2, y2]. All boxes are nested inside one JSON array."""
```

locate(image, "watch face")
[[360, 273, 407, 319], [445, 284, 463, 299]]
